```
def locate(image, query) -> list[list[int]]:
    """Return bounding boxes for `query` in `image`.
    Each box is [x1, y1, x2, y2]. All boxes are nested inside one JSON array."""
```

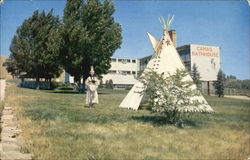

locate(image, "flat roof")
[[111, 57, 138, 60]]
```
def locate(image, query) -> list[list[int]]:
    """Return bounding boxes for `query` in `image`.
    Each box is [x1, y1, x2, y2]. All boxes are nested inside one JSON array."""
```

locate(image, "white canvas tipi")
[[119, 16, 214, 113]]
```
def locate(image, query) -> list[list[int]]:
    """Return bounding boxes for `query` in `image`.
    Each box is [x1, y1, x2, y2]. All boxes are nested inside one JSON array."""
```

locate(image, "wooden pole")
[[207, 81, 210, 95]]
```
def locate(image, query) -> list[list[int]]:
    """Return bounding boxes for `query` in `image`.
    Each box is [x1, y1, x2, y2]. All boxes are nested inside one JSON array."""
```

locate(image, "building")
[[101, 30, 220, 91], [64, 57, 139, 88], [136, 44, 220, 92], [179, 44, 220, 93], [64, 29, 220, 91], [101, 57, 139, 88]]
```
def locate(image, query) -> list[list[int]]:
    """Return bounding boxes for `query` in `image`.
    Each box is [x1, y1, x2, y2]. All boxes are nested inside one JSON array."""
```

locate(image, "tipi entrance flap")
[[147, 32, 159, 51]]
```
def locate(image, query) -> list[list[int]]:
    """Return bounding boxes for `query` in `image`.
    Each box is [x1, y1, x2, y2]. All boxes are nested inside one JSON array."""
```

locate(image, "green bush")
[[99, 79, 104, 88], [140, 69, 206, 126], [50, 81, 61, 90], [105, 79, 114, 89], [108, 79, 114, 89]]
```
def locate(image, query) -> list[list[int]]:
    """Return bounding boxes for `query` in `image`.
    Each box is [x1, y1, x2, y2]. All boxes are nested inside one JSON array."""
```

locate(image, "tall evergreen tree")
[[214, 69, 226, 97], [191, 63, 202, 89], [59, 0, 122, 91], [9, 9, 63, 89]]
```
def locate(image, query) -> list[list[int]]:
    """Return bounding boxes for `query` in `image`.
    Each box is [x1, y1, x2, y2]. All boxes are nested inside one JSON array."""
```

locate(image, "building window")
[[132, 71, 136, 74], [111, 58, 116, 62], [132, 60, 136, 63], [108, 70, 116, 74], [121, 71, 131, 75], [118, 59, 129, 64], [179, 49, 190, 62]]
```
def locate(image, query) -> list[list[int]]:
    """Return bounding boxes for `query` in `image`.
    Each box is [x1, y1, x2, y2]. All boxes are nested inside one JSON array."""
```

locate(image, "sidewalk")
[[0, 80, 33, 160], [0, 79, 6, 101], [224, 95, 250, 101]]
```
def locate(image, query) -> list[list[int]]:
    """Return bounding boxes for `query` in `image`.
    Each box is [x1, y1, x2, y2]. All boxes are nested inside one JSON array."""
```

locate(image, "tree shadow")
[[49, 90, 111, 95], [130, 115, 202, 128], [138, 104, 152, 111], [130, 115, 170, 126], [50, 91, 84, 94], [58, 87, 74, 91], [97, 92, 111, 95]]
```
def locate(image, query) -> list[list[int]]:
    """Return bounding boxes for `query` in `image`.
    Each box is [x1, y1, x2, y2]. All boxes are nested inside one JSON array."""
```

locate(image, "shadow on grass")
[[139, 104, 152, 111], [50, 90, 111, 95], [130, 115, 203, 128], [51, 91, 83, 94], [58, 87, 74, 91], [130, 115, 169, 126], [96, 92, 111, 95]]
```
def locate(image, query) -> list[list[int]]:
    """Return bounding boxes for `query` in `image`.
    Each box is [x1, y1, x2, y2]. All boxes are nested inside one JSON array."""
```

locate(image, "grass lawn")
[[4, 80, 250, 159]]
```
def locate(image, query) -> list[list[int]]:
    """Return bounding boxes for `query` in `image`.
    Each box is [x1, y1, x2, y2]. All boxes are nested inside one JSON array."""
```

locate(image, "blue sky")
[[0, 0, 249, 79]]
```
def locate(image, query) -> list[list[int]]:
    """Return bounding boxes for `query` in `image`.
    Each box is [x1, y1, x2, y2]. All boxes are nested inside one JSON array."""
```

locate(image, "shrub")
[[108, 79, 114, 89], [99, 79, 104, 88], [105, 80, 109, 89], [105, 79, 114, 89], [139, 69, 206, 125], [50, 81, 60, 90]]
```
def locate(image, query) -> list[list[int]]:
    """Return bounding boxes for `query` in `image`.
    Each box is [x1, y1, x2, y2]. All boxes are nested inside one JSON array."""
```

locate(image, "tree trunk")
[[74, 76, 84, 93], [35, 76, 40, 90], [49, 78, 52, 90], [21, 77, 24, 87]]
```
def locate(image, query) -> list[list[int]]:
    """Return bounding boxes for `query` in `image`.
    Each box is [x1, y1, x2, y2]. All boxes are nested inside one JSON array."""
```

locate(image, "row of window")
[[108, 70, 137, 75], [111, 58, 136, 63]]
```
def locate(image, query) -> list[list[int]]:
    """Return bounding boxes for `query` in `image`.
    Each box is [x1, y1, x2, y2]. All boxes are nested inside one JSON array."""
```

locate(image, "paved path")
[[0, 79, 6, 101], [0, 80, 33, 160], [225, 95, 250, 101]]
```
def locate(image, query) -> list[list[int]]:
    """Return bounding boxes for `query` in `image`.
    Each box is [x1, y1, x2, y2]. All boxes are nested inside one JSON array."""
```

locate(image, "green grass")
[[5, 80, 250, 159]]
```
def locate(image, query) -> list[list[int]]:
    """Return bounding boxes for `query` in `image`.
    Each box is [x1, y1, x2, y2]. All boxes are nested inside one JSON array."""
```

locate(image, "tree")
[[9, 9, 63, 89], [59, 0, 122, 91], [140, 69, 207, 126], [108, 79, 113, 89], [191, 63, 202, 89], [2, 56, 19, 79], [99, 79, 104, 88], [214, 69, 226, 97], [225, 75, 250, 90], [105, 80, 109, 88]]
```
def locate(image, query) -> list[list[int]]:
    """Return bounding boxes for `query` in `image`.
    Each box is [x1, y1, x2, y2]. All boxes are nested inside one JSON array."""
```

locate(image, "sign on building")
[[190, 44, 220, 81]]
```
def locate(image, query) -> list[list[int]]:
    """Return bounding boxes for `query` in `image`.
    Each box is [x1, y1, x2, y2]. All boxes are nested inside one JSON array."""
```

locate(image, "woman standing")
[[85, 66, 99, 108]]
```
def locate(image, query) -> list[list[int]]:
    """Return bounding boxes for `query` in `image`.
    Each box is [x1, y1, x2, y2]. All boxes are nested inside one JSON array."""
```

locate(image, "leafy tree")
[[191, 63, 202, 89], [59, 0, 122, 91], [214, 69, 226, 97], [225, 75, 250, 90], [140, 69, 207, 126], [9, 9, 63, 89], [105, 80, 109, 89], [241, 79, 250, 90], [2, 56, 19, 79]]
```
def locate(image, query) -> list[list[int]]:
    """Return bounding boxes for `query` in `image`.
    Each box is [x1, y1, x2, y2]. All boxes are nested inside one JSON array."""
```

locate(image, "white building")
[[101, 57, 139, 88], [102, 44, 220, 90]]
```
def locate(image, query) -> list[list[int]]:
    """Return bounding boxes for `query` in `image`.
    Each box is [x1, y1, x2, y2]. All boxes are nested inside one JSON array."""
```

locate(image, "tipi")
[[119, 16, 214, 113]]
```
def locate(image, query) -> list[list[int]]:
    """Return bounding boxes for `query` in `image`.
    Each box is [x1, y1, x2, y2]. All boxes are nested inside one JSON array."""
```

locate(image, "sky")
[[0, 0, 249, 79]]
